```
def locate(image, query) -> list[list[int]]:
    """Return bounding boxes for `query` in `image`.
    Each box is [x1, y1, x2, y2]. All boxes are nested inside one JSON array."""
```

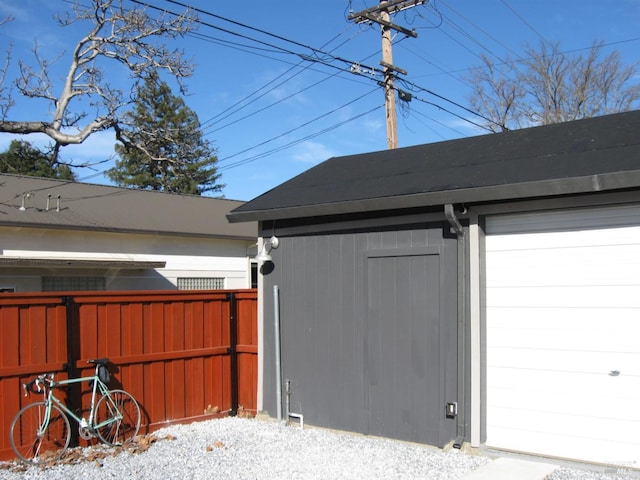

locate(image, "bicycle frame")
[[12, 359, 141, 464], [36, 372, 122, 435]]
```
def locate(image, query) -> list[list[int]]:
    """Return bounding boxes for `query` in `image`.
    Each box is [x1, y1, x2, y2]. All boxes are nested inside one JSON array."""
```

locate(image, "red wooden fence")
[[0, 290, 257, 461]]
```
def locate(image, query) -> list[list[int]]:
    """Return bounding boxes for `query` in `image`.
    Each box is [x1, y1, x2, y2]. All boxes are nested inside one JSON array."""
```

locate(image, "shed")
[[227, 110, 640, 468]]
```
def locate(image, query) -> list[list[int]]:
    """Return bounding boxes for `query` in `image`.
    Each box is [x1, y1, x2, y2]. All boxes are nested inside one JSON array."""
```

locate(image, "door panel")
[[366, 248, 452, 445]]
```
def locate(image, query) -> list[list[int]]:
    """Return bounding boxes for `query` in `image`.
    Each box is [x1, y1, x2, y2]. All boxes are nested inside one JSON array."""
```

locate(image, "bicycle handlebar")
[[22, 373, 54, 397]]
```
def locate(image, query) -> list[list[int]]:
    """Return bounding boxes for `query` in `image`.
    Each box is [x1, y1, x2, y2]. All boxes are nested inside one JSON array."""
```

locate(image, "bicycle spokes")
[[94, 390, 141, 446], [9, 402, 71, 464]]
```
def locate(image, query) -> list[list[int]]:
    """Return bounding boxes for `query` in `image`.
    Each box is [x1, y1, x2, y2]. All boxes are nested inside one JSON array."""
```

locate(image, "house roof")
[[227, 110, 640, 223], [0, 174, 256, 240]]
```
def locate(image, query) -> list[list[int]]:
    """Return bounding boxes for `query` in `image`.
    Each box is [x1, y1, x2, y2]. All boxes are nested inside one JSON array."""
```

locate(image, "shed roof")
[[227, 110, 640, 223], [0, 174, 256, 240]]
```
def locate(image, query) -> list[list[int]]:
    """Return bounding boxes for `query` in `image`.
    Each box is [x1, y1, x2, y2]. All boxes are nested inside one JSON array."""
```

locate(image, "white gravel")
[[0, 417, 637, 479]]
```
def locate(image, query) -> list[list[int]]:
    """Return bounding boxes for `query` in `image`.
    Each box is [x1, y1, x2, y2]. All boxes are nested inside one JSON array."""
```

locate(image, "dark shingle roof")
[[227, 110, 640, 223], [0, 175, 256, 239]]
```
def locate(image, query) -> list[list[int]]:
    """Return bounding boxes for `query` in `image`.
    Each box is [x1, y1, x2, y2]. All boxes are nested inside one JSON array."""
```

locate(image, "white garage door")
[[486, 205, 640, 468]]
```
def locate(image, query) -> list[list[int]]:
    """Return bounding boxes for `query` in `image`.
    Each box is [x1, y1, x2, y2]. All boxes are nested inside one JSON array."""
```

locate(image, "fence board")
[[0, 289, 257, 461]]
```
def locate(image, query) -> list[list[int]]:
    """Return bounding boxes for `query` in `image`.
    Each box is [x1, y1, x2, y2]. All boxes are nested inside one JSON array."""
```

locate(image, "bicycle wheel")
[[94, 389, 141, 446], [10, 402, 71, 464]]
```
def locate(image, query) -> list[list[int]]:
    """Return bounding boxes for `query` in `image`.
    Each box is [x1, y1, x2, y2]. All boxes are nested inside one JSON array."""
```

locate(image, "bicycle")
[[9, 358, 141, 465]]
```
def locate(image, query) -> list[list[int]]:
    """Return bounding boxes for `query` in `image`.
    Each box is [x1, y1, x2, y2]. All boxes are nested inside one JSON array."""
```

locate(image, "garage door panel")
[[489, 347, 640, 375], [488, 227, 640, 250], [487, 307, 640, 332], [489, 404, 640, 439], [488, 425, 640, 466], [488, 332, 640, 354], [488, 382, 640, 420], [488, 286, 640, 308], [488, 321, 640, 350], [488, 367, 640, 400], [486, 207, 640, 467], [488, 256, 640, 286]]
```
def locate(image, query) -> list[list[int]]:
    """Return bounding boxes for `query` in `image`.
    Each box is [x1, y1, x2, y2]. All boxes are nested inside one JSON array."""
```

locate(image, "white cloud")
[[291, 140, 336, 164]]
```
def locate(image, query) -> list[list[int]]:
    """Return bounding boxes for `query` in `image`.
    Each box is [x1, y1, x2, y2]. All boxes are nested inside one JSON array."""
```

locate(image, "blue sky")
[[0, 0, 639, 201]]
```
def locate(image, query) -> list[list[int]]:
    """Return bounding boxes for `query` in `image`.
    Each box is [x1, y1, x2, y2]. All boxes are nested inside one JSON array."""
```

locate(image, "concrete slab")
[[461, 457, 558, 480]]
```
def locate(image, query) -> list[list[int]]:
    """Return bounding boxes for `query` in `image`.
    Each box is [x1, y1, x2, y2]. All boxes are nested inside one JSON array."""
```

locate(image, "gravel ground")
[[0, 417, 638, 480]]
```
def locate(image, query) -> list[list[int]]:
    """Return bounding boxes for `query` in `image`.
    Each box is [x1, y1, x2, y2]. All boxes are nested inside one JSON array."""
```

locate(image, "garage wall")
[[485, 205, 640, 467], [260, 221, 459, 447]]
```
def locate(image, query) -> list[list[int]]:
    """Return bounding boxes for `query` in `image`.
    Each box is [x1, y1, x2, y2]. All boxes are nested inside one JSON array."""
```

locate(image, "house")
[[227, 110, 640, 468], [0, 174, 257, 292]]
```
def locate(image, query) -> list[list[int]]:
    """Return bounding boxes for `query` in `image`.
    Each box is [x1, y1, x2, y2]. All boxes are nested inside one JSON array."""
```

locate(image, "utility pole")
[[348, 0, 427, 149]]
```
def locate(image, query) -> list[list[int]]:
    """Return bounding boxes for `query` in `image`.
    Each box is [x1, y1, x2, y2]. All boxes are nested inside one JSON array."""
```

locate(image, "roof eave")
[[226, 170, 640, 223], [0, 258, 167, 269]]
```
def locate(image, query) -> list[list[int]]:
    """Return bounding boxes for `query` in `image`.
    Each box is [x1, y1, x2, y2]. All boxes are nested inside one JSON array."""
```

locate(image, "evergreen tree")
[[107, 75, 223, 195], [0, 140, 75, 179]]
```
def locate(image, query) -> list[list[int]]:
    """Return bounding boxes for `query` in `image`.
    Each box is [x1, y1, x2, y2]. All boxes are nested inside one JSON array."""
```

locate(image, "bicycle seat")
[[87, 358, 109, 366]]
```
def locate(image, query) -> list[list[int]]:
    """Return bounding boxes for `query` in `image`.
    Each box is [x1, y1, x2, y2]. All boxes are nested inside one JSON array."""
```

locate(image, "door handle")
[[609, 370, 620, 377]]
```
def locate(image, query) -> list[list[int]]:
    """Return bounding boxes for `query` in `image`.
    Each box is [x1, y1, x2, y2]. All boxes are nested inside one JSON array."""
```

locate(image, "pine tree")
[[0, 140, 75, 180], [107, 74, 223, 195]]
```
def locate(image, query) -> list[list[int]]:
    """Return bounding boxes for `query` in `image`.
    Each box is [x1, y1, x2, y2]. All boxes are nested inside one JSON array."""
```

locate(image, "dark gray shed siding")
[[262, 218, 460, 446]]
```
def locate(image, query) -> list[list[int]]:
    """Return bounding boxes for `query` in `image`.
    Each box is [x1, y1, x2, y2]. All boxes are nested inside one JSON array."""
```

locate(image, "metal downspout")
[[444, 204, 466, 449], [273, 285, 283, 421]]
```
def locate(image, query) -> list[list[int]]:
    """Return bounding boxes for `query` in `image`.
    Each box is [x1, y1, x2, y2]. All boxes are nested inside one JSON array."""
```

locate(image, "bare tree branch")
[[0, 47, 14, 120], [0, 0, 196, 164], [467, 40, 640, 131]]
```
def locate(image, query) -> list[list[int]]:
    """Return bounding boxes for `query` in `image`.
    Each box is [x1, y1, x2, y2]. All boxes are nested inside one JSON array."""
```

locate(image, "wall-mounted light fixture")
[[255, 235, 279, 262]]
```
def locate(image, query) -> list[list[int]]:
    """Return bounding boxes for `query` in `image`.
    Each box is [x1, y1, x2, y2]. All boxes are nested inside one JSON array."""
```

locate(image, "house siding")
[[0, 226, 254, 292]]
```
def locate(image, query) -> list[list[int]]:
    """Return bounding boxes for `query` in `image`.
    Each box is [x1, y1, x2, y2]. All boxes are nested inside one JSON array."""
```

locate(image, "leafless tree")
[[0, 0, 196, 163], [468, 41, 640, 132]]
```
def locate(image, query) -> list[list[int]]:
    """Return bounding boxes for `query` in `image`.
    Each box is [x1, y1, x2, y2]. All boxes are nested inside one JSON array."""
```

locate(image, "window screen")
[[177, 277, 225, 290], [42, 276, 105, 291]]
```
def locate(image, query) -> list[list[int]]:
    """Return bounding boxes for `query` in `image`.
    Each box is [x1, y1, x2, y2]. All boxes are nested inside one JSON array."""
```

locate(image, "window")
[[250, 262, 258, 289], [0, 287, 15, 293], [42, 277, 105, 291], [177, 277, 225, 290]]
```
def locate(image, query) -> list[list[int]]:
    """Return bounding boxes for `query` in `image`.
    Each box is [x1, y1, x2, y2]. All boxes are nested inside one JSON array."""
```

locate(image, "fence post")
[[227, 292, 238, 416], [62, 296, 81, 446]]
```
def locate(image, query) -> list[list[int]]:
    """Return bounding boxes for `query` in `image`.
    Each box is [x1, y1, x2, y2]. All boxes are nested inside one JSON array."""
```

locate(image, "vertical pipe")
[[273, 285, 282, 421]]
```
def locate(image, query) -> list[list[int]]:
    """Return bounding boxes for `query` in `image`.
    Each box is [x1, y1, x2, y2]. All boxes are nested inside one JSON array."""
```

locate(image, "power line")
[[396, 76, 505, 130], [409, 94, 491, 132], [137, 0, 387, 128], [499, 0, 548, 45], [439, 0, 523, 61], [407, 108, 459, 139], [206, 71, 344, 135], [149, 0, 385, 75], [218, 104, 383, 172], [123, 1, 638, 164], [218, 88, 379, 165], [195, 23, 368, 132], [136, 0, 496, 151]]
